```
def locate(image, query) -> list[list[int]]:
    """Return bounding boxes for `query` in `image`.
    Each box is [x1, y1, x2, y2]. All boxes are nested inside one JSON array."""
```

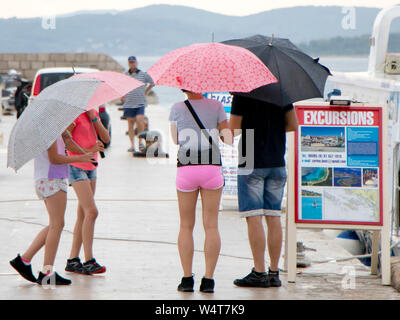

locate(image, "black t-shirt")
[[230, 96, 293, 169]]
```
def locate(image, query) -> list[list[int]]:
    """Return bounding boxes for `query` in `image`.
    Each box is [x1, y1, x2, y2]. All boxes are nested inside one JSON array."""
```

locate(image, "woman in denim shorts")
[[64, 109, 110, 275]]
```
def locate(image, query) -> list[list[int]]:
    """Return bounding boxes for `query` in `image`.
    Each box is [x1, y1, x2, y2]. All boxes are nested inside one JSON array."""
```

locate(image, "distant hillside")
[[0, 5, 395, 56], [299, 33, 400, 55]]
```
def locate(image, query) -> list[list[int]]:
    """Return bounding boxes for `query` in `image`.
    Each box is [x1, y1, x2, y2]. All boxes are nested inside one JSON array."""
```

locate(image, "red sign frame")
[[294, 104, 383, 226]]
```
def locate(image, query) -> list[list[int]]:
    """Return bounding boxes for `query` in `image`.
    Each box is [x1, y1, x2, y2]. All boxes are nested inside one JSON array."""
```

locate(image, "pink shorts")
[[176, 165, 224, 192]]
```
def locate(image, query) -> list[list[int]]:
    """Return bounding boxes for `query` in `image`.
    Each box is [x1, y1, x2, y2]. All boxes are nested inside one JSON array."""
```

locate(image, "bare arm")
[[47, 140, 95, 165], [285, 110, 299, 132], [62, 125, 105, 154], [92, 118, 110, 143], [62, 129, 84, 154], [229, 115, 243, 137], [145, 74, 155, 96], [170, 123, 178, 145], [88, 110, 110, 143], [145, 84, 155, 96], [218, 120, 233, 145]]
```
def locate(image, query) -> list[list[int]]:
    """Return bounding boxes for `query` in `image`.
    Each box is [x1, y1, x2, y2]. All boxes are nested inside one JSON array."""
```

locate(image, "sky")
[[1, 0, 400, 18]]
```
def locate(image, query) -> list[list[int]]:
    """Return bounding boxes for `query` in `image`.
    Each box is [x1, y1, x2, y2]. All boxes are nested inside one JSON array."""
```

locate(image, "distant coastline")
[[298, 33, 400, 56], [0, 5, 395, 56], [302, 190, 322, 198]]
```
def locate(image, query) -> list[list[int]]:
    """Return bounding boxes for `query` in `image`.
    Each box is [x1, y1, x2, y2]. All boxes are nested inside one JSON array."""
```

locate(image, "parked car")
[[29, 67, 111, 147]]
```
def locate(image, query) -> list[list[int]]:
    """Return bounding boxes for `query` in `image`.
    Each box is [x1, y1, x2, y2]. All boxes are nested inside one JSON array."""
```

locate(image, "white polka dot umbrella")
[[7, 72, 143, 171]]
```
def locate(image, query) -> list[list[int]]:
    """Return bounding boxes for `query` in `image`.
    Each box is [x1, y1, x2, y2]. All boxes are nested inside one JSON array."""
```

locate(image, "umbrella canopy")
[[222, 35, 332, 106], [71, 71, 143, 108], [148, 42, 277, 93], [8, 72, 144, 171]]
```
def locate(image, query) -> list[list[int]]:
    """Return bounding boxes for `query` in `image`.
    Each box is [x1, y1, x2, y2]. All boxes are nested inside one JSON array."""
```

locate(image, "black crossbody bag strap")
[[183, 100, 219, 152]]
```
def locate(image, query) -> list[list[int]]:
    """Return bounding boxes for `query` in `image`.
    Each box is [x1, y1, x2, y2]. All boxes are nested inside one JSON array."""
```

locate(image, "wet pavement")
[[0, 104, 398, 299]]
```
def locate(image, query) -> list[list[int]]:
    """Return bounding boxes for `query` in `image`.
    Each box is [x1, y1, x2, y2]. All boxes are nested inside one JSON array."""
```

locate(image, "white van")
[[30, 67, 98, 101]]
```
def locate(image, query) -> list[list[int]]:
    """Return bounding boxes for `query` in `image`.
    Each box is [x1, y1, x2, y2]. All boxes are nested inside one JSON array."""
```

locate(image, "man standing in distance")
[[122, 56, 155, 152]]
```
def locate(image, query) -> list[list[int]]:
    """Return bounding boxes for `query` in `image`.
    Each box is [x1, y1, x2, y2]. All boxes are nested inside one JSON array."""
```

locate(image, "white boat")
[[327, 5, 400, 255]]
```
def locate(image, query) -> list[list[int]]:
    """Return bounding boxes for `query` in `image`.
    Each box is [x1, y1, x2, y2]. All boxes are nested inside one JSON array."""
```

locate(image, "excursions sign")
[[294, 105, 383, 225], [299, 110, 379, 126]]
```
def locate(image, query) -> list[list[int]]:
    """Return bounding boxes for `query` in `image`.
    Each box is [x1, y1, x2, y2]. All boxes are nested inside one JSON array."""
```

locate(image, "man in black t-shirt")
[[229, 95, 298, 288]]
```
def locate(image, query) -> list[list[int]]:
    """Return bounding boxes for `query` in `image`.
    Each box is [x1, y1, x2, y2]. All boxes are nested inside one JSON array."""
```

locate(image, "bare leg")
[[22, 226, 49, 262], [127, 117, 136, 149], [69, 179, 96, 259], [136, 114, 145, 146], [70, 179, 98, 262], [246, 216, 266, 273], [265, 216, 282, 271], [42, 191, 67, 272], [177, 189, 198, 277], [200, 187, 222, 279], [69, 204, 84, 259]]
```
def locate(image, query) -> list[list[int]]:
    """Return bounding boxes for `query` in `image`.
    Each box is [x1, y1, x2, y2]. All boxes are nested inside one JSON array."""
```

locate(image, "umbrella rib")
[[276, 47, 329, 94], [270, 48, 284, 106], [257, 44, 329, 83], [290, 57, 326, 97], [271, 47, 328, 100]]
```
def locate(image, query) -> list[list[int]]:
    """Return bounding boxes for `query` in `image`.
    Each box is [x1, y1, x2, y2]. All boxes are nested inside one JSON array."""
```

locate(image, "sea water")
[[302, 167, 326, 183], [302, 196, 323, 220]]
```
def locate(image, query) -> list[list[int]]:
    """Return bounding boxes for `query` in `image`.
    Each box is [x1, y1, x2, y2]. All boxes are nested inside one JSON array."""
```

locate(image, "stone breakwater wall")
[[0, 53, 125, 80]]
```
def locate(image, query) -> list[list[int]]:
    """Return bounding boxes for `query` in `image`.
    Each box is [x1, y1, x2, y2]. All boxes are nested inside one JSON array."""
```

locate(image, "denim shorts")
[[237, 167, 287, 218], [69, 165, 97, 185], [123, 105, 145, 118]]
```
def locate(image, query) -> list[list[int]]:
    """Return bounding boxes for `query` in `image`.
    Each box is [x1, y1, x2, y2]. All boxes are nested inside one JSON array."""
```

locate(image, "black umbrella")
[[222, 34, 331, 106]]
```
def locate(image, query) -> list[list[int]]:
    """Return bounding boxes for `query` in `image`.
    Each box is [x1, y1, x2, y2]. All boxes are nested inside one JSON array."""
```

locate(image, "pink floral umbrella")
[[148, 43, 277, 93]]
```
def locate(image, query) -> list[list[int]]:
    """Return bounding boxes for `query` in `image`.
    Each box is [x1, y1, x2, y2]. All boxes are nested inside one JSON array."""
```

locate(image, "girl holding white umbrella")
[[7, 72, 144, 285], [9, 134, 95, 285]]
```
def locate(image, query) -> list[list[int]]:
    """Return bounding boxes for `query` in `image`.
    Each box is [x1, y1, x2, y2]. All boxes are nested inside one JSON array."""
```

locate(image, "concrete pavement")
[[0, 103, 399, 299]]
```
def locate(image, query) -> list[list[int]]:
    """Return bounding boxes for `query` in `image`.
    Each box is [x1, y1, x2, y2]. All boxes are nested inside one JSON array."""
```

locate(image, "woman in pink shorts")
[[169, 89, 232, 293]]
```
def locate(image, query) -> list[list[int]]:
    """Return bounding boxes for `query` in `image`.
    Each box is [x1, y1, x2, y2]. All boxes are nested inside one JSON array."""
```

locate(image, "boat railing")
[[368, 6, 400, 76]]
